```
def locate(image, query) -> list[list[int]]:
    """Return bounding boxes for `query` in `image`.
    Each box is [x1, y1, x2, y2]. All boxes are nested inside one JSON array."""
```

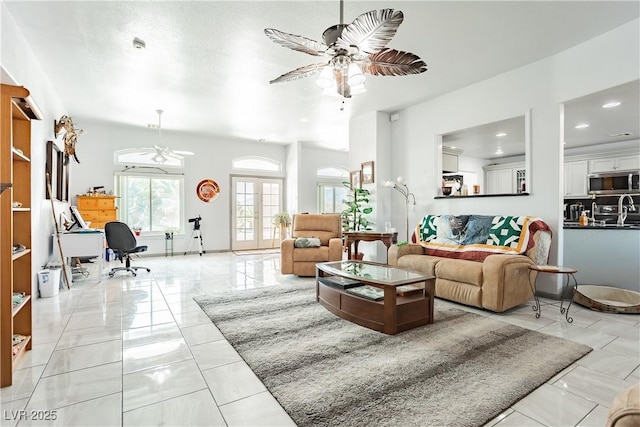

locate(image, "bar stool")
[[528, 265, 578, 323]]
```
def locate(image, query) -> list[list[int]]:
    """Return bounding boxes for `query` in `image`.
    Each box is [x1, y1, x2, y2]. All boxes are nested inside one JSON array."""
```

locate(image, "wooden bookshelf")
[[0, 84, 41, 387]]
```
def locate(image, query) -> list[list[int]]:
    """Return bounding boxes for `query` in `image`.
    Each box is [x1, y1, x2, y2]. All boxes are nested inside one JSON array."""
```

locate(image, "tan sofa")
[[389, 215, 552, 313], [607, 384, 640, 427], [280, 213, 342, 276]]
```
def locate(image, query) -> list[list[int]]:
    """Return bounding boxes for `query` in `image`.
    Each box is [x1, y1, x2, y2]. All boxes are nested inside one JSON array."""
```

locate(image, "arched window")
[[317, 167, 349, 213], [317, 167, 349, 178], [232, 156, 281, 172]]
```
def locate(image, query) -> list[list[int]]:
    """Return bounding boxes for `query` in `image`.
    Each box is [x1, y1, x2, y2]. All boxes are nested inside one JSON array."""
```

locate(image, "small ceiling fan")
[[265, 0, 427, 98], [145, 110, 194, 164]]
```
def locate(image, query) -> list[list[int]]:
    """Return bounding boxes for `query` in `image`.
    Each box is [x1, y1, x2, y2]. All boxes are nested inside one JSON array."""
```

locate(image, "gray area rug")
[[194, 284, 591, 427]]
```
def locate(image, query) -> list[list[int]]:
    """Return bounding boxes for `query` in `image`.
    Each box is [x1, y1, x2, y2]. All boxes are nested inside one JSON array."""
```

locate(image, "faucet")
[[617, 194, 636, 226]]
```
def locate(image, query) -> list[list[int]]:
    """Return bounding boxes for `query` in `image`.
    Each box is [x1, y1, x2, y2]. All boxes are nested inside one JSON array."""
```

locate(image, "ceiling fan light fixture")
[[347, 63, 365, 86], [151, 153, 166, 163], [265, 3, 427, 100], [316, 67, 334, 89], [322, 85, 340, 97]]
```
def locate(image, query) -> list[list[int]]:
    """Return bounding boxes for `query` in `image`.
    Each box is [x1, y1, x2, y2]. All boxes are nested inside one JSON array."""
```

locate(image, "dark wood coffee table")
[[316, 261, 435, 335]]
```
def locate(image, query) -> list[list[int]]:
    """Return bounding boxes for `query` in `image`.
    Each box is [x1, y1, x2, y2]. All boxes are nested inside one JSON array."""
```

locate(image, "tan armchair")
[[280, 213, 343, 276]]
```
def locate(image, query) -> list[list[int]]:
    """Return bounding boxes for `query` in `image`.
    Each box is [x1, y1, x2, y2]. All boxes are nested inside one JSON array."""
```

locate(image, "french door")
[[231, 176, 283, 250]]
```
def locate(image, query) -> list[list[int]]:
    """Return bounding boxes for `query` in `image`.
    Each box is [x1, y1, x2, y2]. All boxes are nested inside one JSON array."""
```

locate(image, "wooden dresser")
[[77, 195, 117, 229]]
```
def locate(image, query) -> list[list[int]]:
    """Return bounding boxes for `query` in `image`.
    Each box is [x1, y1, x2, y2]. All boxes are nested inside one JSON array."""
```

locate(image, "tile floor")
[[0, 252, 638, 426]]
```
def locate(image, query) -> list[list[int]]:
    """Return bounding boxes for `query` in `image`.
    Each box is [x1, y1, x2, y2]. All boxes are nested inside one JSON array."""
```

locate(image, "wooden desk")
[[344, 231, 398, 263]]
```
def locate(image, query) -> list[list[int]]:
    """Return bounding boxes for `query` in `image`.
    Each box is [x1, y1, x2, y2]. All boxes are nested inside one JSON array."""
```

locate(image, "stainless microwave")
[[588, 170, 640, 195]]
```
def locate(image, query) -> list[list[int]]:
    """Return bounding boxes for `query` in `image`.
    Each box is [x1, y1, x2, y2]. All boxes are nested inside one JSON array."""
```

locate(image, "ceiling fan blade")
[[173, 150, 194, 156], [265, 28, 328, 56], [360, 48, 427, 76], [337, 9, 403, 55], [269, 63, 327, 84]]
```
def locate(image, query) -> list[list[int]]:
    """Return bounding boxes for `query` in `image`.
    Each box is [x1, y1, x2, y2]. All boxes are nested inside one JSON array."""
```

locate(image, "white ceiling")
[[3, 1, 639, 151]]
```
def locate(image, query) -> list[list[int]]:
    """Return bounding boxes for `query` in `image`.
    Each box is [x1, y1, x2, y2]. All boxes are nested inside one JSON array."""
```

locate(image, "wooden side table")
[[528, 265, 578, 323], [344, 231, 398, 263]]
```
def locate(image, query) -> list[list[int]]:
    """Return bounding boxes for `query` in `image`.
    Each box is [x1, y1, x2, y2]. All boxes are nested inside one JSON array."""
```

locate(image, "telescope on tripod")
[[184, 215, 205, 256]]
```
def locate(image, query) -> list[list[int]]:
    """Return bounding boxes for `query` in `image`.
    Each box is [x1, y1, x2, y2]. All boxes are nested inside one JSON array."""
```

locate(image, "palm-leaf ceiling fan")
[[265, 0, 427, 98], [145, 110, 194, 164]]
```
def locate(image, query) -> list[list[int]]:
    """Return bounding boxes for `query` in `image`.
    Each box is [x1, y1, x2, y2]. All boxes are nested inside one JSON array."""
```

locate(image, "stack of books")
[[346, 285, 384, 301], [318, 276, 362, 290]]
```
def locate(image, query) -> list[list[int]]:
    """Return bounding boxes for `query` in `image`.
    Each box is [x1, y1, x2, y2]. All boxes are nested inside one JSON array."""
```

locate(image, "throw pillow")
[[294, 237, 321, 248]]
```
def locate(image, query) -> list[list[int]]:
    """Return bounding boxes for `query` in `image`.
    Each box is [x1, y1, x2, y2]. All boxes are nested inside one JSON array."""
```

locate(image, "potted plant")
[[273, 211, 292, 242], [341, 181, 374, 259], [131, 226, 141, 237]]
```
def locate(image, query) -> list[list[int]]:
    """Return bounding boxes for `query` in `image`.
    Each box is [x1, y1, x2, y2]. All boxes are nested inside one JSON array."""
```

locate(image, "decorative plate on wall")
[[196, 179, 220, 203]]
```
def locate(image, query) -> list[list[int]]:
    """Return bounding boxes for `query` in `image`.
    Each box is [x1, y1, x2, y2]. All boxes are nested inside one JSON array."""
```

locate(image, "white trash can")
[[38, 269, 61, 297]]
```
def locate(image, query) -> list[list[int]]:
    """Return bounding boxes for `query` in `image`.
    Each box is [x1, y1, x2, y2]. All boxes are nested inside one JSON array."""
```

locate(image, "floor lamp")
[[384, 176, 416, 242]]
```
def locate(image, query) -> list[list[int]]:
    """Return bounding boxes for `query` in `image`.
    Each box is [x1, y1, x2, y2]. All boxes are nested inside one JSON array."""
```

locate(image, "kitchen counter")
[[564, 222, 640, 230], [564, 227, 640, 292]]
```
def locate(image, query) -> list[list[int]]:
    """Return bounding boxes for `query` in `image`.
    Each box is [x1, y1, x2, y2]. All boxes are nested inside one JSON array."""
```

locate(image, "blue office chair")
[[105, 222, 151, 277]]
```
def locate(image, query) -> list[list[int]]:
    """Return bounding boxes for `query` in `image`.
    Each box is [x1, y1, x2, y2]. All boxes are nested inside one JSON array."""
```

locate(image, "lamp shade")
[[383, 180, 395, 188], [316, 67, 334, 89], [347, 63, 365, 87]]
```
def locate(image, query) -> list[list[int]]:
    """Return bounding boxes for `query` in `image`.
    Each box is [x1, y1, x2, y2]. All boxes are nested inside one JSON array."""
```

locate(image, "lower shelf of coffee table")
[[317, 280, 434, 335]]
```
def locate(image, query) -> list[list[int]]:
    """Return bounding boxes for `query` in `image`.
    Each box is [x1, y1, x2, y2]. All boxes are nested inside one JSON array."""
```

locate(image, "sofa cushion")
[[415, 214, 550, 261], [435, 258, 483, 286], [397, 254, 441, 277]]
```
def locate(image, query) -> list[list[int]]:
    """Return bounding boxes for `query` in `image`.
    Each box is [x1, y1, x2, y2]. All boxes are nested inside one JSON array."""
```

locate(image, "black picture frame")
[[46, 140, 68, 201]]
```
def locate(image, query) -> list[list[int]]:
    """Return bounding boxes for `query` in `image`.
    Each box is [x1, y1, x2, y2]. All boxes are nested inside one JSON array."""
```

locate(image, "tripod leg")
[[198, 230, 205, 256], [184, 229, 195, 255]]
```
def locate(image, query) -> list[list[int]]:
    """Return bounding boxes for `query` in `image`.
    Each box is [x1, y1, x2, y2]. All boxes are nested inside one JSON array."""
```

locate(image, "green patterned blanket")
[[415, 214, 550, 261]]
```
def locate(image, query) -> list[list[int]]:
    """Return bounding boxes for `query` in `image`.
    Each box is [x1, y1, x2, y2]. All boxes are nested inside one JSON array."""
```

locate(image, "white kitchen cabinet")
[[589, 155, 640, 173], [485, 168, 514, 194], [564, 160, 589, 197], [442, 153, 458, 173], [484, 163, 525, 194]]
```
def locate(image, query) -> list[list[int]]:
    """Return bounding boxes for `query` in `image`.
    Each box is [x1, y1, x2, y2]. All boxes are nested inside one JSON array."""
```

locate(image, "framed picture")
[[46, 140, 69, 202], [350, 170, 361, 188], [361, 161, 374, 184]]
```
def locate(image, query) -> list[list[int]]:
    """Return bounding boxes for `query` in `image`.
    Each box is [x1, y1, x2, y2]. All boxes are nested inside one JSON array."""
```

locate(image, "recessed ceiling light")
[[496, 132, 507, 137], [300, 117, 309, 123], [602, 101, 621, 109], [133, 37, 146, 49], [609, 132, 633, 138], [575, 123, 589, 129]]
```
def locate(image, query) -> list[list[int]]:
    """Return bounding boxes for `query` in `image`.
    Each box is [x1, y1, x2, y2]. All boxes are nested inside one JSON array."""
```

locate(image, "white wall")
[[378, 19, 640, 296], [2, 3, 68, 295], [69, 119, 286, 255], [285, 142, 300, 215], [349, 111, 395, 261], [297, 146, 348, 214]]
